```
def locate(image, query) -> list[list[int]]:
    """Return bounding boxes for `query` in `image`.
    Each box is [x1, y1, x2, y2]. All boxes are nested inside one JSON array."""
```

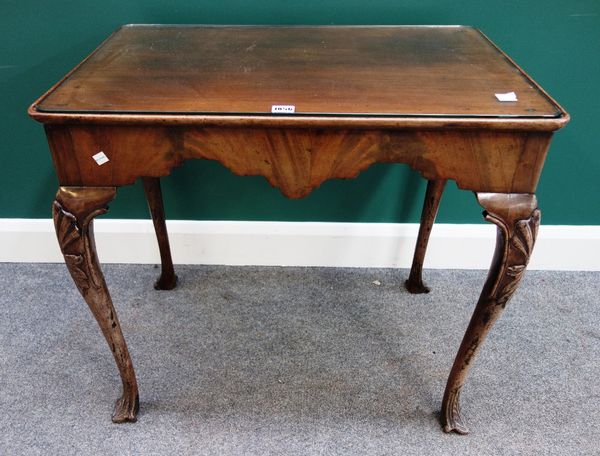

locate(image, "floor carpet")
[[0, 264, 598, 455]]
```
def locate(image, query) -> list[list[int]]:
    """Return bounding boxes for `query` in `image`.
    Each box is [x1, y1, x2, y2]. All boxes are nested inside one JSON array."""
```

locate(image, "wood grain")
[[441, 193, 540, 434], [45, 125, 553, 196], [33, 25, 563, 119], [29, 25, 570, 431], [142, 177, 177, 290], [53, 186, 139, 422], [405, 179, 446, 293]]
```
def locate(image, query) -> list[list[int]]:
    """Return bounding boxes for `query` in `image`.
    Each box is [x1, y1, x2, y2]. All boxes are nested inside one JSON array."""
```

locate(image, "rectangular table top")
[[36, 25, 562, 119]]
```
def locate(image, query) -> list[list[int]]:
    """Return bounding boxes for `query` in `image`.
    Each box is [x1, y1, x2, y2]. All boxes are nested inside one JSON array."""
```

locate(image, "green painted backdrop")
[[2, 1, 599, 223]]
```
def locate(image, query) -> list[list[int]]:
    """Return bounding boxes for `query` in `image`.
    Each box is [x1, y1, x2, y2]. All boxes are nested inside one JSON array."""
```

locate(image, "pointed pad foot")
[[154, 273, 178, 290], [441, 388, 470, 435], [404, 279, 431, 294], [443, 421, 470, 435], [112, 392, 139, 423]]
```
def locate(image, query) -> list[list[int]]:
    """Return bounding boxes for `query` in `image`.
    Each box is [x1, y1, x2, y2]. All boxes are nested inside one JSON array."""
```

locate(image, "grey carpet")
[[0, 263, 598, 456]]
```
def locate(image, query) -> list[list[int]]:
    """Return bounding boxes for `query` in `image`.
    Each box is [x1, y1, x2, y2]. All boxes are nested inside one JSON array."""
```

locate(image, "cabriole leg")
[[405, 179, 446, 293], [142, 177, 177, 290], [441, 193, 540, 434], [53, 186, 139, 423]]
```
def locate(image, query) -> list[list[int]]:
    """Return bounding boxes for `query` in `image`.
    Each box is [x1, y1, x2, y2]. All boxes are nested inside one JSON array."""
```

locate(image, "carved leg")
[[405, 179, 446, 293], [142, 177, 177, 290], [441, 193, 540, 434], [53, 187, 139, 423]]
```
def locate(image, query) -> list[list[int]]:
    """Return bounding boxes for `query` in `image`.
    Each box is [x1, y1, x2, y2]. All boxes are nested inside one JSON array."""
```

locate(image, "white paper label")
[[92, 151, 109, 166], [271, 105, 295, 114], [495, 92, 518, 102]]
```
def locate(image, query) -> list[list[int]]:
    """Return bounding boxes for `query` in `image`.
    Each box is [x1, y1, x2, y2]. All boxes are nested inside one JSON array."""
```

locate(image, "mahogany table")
[[29, 25, 569, 434]]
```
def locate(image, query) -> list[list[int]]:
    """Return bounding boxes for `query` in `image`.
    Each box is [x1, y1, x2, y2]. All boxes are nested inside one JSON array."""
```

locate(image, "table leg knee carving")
[[441, 192, 540, 434], [53, 186, 139, 423]]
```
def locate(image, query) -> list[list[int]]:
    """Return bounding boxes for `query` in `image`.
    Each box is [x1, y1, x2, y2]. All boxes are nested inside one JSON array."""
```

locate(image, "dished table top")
[[34, 25, 564, 121]]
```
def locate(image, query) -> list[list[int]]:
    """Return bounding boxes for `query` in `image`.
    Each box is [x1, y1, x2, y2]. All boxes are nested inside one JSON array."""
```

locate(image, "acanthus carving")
[[485, 207, 540, 308], [51, 187, 138, 423], [53, 200, 108, 294], [441, 193, 540, 434]]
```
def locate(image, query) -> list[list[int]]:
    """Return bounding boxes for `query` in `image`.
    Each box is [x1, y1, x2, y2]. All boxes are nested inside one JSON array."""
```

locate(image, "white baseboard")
[[0, 219, 598, 270]]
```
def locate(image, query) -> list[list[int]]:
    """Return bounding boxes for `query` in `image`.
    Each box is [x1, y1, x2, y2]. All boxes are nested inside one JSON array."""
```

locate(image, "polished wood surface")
[[405, 179, 446, 294], [442, 193, 540, 434], [30, 25, 569, 434], [142, 177, 177, 290], [44, 125, 554, 196], [53, 187, 138, 422], [35, 25, 561, 119]]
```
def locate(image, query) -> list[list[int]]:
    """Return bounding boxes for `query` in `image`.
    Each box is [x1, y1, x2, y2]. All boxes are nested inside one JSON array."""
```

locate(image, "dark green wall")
[[2, 1, 599, 223]]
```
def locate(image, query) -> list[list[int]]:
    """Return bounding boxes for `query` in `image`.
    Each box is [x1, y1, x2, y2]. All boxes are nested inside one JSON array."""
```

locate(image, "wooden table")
[[29, 25, 569, 434]]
